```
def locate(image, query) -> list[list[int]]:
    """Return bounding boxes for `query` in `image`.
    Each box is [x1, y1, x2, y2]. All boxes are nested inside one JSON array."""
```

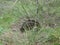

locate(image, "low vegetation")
[[0, 0, 60, 45]]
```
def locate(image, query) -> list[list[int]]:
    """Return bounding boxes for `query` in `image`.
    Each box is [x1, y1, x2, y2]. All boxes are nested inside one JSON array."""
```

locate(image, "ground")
[[0, 0, 60, 45]]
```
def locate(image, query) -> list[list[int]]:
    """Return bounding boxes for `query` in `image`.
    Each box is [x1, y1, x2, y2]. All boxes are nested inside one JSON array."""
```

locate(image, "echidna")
[[20, 19, 40, 32]]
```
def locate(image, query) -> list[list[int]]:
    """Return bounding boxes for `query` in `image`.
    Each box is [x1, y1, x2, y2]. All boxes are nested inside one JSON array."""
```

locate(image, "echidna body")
[[20, 19, 40, 32]]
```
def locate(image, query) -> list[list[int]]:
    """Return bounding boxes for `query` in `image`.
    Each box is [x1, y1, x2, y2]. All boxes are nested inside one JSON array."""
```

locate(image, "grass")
[[0, 0, 60, 45]]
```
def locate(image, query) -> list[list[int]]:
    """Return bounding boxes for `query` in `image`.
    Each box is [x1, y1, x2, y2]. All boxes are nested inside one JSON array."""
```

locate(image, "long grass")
[[0, 0, 60, 45]]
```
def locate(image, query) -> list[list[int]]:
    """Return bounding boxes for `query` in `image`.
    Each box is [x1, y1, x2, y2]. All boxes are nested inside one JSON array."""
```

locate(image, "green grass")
[[0, 0, 60, 45]]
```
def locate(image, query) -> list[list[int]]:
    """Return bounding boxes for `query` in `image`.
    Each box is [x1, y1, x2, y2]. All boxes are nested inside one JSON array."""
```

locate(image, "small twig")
[[36, 0, 39, 15]]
